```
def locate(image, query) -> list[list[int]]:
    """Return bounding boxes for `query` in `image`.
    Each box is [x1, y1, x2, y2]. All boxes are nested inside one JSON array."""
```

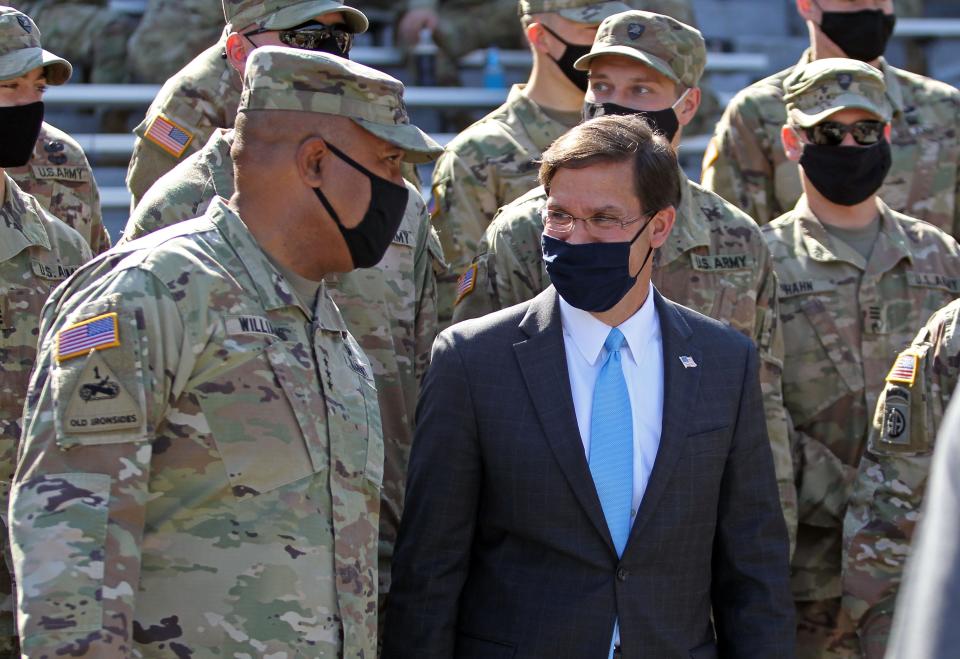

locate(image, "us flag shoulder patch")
[[144, 114, 194, 158], [58, 312, 120, 362], [886, 350, 919, 387], [454, 263, 478, 306]]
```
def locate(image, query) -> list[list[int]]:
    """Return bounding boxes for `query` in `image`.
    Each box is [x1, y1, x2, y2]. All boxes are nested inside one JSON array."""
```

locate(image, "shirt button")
[[616, 567, 629, 582]]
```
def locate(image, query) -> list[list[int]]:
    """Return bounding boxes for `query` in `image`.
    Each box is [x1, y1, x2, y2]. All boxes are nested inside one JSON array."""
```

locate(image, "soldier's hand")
[[398, 9, 438, 47]]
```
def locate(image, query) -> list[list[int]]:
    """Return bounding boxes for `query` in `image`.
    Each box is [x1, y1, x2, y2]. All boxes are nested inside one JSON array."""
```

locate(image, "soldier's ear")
[[796, 0, 817, 21], [675, 87, 701, 128], [297, 136, 329, 188], [781, 124, 804, 162], [526, 22, 552, 55], [224, 33, 250, 75]]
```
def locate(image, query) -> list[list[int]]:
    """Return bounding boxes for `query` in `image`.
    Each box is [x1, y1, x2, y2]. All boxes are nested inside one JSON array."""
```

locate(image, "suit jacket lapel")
[[514, 288, 615, 552], [628, 291, 702, 543]]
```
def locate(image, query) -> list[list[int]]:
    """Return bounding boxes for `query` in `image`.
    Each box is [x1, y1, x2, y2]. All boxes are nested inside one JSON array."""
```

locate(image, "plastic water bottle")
[[483, 47, 506, 88], [414, 27, 437, 86]]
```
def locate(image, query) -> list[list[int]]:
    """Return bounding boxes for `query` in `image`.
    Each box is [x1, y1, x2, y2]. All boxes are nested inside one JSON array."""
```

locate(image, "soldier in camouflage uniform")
[[761, 57, 960, 658], [842, 299, 960, 658], [0, 175, 90, 659], [10, 0, 134, 83], [452, 9, 797, 554], [0, 6, 109, 255], [430, 0, 633, 325], [125, 0, 369, 208], [0, 132, 91, 659], [127, 0, 226, 83], [119, 47, 445, 624], [10, 46, 439, 656], [702, 0, 960, 237]]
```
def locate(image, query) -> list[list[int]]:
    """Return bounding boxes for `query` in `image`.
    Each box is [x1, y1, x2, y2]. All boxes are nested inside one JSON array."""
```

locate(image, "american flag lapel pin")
[[679, 355, 697, 369]]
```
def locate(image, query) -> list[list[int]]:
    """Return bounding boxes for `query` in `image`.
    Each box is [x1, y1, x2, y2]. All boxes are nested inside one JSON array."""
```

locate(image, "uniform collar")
[[656, 173, 710, 268], [559, 281, 660, 368], [0, 172, 51, 263], [509, 84, 576, 153], [795, 194, 913, 271], [205, 128, 238, 198], [208, 197, 346, 330]]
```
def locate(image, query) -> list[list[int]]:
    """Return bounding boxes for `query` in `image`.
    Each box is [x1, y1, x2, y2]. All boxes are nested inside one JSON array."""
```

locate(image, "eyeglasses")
[[541, 207, 651, 238], [802, 120, 885, 147], [244, 21, 353, 57]]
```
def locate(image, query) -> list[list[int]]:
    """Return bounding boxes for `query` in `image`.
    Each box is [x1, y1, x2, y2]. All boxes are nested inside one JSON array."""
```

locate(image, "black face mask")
[[582, 89, 689, 142], [541, 215, 655, 312], [313, 143, 409, 269], [0, 101, 44, 168], [541, 25, 591, 92], [800, 139, 892, 206], [815, 1, 896, 62]]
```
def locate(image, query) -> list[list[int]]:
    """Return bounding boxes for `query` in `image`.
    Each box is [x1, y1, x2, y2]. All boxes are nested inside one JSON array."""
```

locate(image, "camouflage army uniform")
[[120, 128, 445, 609], [0, 174, 90, 656], [126, 37, 242, 208], [127, 0, 226, 83], [702, 51, 960, 237], [453, 175, 797, 550], [10, 123, 109, 255], [763, 197, 960, 656], [121, 45, 445, 624], [10, 0, 134, 82], [11, 198, 382, 657], [842, 298, 960, 658], [125, 0, 369, 207], [432, 84, 576, 322]]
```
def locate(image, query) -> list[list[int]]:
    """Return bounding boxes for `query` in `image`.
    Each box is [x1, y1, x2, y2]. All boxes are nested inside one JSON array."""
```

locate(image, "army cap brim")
[[354, 119, 443, 164], [0, 47, 71, 84], [250, 1, 367, 33], [788, 95, 891, 128], [573, 44, 678, 83], [555, 1, 634, 25]]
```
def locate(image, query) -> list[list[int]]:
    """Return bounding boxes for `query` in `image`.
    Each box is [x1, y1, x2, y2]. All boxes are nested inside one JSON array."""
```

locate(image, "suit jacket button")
[[616, 567, 629, 581]]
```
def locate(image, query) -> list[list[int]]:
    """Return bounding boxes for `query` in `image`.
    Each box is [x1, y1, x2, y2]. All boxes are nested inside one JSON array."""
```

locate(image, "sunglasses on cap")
[[802, 120, 885, 147], [244, 21, 353, 57]]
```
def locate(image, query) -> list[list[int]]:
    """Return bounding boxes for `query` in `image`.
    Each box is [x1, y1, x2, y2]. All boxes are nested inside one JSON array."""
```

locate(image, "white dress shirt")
[[559, 282, 664, 525]]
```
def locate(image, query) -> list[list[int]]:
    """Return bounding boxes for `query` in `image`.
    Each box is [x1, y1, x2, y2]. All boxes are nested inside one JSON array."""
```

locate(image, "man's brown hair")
[[539, 114, 682, 213]]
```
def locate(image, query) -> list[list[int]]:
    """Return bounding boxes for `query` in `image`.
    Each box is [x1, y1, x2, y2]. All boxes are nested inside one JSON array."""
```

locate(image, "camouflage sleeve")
[[755, 264, 797, 557], [87, 173, 111, 255], [431, 148, 500, 323], [125, 134, 186, 210], [11, 268, 187, 656], [451, 205, 547, 324], [413, 201, 444, 387], [843, 317, 960, 655], [119, 170, 215, 244], [700, 94, 777, 225]]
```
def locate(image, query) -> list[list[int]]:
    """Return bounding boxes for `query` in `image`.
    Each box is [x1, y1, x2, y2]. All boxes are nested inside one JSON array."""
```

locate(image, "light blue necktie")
[[589, 327, 634, 556], [589, 328, 633, 659]]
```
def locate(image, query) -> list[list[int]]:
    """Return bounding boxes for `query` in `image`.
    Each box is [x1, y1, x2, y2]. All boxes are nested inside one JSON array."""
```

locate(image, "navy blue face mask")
[[541, 214, 655, 312]]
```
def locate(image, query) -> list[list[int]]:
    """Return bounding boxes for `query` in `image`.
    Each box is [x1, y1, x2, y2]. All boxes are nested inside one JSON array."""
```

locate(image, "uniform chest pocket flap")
[[196, 340, 329, 498]]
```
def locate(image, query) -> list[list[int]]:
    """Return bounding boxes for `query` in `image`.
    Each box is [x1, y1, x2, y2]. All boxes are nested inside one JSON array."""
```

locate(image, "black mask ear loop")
[[627, 212, 658, 279], [312, 142, 383, 229]]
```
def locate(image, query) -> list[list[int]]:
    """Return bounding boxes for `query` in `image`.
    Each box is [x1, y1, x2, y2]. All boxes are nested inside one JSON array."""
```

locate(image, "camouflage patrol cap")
[[784, 57, 892, 128], [574, 10, 705, 88], [240, 46, 442, 163], [519, 0, 634, 25], [0, 6, 71, 84], [223, 0, 368, 34]]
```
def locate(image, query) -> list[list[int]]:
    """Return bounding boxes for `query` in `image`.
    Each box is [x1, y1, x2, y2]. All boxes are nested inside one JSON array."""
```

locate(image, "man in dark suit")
[[383, 114, 795, 658]]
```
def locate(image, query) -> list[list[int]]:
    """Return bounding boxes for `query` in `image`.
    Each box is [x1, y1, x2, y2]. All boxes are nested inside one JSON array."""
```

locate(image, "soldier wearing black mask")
[[766, 56, 960, 659], [702, 0, 960, 242]]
